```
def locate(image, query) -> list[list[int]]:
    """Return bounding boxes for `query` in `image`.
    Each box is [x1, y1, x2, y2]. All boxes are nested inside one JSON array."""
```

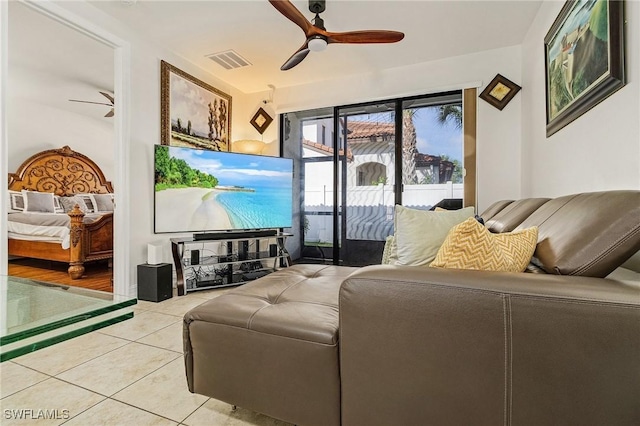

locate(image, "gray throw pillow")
[[93, 193, 114, 212], [23, 190, 55, 213]]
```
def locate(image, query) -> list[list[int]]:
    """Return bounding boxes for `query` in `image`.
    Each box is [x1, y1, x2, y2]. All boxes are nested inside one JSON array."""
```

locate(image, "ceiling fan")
[[69, 91, 114, 118], [269, 0, 405, 71]]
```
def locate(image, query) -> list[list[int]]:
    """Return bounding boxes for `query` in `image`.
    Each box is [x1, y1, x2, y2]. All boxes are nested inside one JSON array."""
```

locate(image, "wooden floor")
[[8, 258, 113, 292]]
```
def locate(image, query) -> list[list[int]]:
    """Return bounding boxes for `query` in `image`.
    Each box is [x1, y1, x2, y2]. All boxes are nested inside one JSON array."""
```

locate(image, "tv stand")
[[193, 229, 277, 241], [171, 232, 292, 296]]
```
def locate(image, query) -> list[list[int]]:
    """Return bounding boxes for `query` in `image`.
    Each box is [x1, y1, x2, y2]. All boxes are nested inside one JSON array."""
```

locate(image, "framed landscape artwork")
[[544, 0, 625, 137], [161, 60, 232, 151]]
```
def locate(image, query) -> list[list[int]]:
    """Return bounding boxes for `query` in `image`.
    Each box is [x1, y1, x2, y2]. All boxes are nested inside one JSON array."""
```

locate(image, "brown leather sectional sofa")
[[183, 190, 640, 426]]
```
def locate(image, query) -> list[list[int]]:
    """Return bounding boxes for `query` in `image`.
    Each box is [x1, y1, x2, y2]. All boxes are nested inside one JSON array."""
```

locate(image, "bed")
[[8, 145, 114, 280]]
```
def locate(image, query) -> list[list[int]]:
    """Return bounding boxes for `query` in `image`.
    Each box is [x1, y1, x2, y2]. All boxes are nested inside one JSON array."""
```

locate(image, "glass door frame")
[[283, 89, 476, 266]]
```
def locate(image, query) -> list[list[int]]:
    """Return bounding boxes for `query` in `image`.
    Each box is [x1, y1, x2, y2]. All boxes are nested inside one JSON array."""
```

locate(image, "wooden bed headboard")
[[8, 145, 114, 195]]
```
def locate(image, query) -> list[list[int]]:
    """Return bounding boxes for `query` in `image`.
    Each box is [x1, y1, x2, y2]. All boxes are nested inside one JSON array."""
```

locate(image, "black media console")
[[171, 231, 292, 296]]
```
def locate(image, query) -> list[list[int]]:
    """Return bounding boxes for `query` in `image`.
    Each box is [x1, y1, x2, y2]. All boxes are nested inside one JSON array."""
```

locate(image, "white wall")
[[520, 0, 640, 196], [7, 96, 115, 179], [7, 0, 116, 184], [272, 45, 524, 212]]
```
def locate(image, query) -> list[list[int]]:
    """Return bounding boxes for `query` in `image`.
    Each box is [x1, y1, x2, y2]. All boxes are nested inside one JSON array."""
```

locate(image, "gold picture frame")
[[250, 107, 273, 135], [479, 74, 521, 111], [160, 60, 232, 151]]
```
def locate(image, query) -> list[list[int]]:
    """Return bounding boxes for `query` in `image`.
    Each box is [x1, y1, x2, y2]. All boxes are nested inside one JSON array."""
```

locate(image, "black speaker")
[[137, 263, 172, 302], [190, 249, 199, 265], [239, 240, 249, 260], [269, 244, 278, 257]]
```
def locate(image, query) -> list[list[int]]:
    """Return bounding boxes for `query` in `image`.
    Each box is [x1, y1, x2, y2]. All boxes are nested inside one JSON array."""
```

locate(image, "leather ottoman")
[[183, 264, 357, 426]]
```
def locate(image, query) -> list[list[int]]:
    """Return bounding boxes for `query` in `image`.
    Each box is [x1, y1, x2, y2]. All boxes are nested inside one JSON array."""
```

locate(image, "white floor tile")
[[181, 398, 235, 426], [0, 362, 49, 399], [56, 342, 180, 396], [12, 332, 129, 376], [98, 311, 180, 341], [111, 358, 208, 423], [64, 399, 177, 426], [137, 296, 208, 317], [137, 321, 184, 353], [0, 377, 105, 425]]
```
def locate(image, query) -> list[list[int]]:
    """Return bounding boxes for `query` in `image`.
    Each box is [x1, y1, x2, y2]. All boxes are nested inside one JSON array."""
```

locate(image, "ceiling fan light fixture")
[[308, 36, 328, 52]]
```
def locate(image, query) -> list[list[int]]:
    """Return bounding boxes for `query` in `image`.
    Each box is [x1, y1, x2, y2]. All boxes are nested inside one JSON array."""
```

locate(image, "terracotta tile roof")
[[303, 139, 353, 161], [415, 153, 440, 167], [347, 121, 395, 141]]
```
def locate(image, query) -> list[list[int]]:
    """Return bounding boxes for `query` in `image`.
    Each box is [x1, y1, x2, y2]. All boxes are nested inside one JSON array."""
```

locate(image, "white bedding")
[[7, 221, 70, 249]]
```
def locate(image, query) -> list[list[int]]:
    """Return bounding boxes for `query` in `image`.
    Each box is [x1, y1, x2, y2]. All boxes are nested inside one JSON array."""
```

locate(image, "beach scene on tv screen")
[[155, 146, 293, 233]]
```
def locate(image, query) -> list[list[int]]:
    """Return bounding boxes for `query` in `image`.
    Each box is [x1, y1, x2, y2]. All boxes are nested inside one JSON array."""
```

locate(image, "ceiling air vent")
[[206, 50, 251, 70]]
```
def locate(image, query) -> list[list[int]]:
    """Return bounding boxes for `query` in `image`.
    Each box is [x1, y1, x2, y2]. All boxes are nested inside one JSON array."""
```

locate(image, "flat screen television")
[[154, 145, 293, 234]]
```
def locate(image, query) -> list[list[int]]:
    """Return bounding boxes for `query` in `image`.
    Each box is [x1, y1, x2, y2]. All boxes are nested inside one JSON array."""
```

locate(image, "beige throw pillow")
[[394, 205, 475, 266]]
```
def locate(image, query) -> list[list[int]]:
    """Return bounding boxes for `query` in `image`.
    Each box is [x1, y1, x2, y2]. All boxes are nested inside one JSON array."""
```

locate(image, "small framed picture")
[[250, 107, 273, 134], [479, 74, 521, 111]]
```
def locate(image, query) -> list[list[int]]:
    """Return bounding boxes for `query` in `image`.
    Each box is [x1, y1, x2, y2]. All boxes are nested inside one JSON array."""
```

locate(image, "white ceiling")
[[89, 0, 543, 94], [9, 1, 114, 121]]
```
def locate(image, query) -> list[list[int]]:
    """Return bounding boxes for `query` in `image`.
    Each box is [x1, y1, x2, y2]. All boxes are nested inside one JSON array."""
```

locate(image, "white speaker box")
[[147, 242, 163, 265]]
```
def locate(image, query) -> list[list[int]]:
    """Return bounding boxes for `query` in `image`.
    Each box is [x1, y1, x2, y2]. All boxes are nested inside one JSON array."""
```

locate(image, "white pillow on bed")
[[8, 190, 25, 212], [22, 190, 55, 213], [53, 196, 64, 213]]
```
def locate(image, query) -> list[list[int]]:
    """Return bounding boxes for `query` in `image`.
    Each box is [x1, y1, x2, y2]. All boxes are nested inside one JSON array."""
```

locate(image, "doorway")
[[0, 1, 131, 297]]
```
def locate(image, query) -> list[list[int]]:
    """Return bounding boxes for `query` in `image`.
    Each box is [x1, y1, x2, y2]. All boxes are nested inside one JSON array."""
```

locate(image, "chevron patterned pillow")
[[430, 217, 538, 272]]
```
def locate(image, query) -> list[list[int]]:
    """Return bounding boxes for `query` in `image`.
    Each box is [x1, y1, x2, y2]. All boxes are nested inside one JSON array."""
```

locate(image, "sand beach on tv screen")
[[155, 187, 232, 232]]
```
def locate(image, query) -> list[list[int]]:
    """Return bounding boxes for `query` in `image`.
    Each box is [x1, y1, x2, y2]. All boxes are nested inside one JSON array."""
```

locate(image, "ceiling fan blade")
[[105, 109, 114, 118], [326, 30, 405, 44], [281, 43, 310, 71], [269, 0, 313, 34], [99, 91, 115, 104], [69, 99, 113, 106]]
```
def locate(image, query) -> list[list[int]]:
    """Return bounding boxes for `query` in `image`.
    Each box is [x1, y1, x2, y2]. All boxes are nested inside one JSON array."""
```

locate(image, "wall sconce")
[[232, 139, 266, 155]]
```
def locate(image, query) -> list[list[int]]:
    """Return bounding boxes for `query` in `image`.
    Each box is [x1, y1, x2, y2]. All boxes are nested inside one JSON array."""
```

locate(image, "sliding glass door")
[[337, 103, 397, 265], [284, 90, 468, 266]]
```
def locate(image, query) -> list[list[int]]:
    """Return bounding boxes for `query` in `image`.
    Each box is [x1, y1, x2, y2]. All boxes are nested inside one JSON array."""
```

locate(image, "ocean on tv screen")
[[154, 145, 293, 233]]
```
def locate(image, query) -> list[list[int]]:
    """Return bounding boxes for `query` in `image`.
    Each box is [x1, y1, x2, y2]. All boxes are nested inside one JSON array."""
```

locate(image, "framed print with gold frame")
[[161, 60, 232, 151]]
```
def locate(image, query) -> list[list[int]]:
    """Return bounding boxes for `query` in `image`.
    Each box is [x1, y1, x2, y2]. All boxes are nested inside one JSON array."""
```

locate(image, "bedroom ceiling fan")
[[269, 0, 405, 71], [69, 91, 114, 118]]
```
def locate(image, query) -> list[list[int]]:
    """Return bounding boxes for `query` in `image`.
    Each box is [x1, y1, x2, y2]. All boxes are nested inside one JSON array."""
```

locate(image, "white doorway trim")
[[0, 1, 132, 297]]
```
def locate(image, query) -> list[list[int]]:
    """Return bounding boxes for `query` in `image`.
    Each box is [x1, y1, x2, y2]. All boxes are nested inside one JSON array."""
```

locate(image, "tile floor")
[[0, 288, 292, 426]]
